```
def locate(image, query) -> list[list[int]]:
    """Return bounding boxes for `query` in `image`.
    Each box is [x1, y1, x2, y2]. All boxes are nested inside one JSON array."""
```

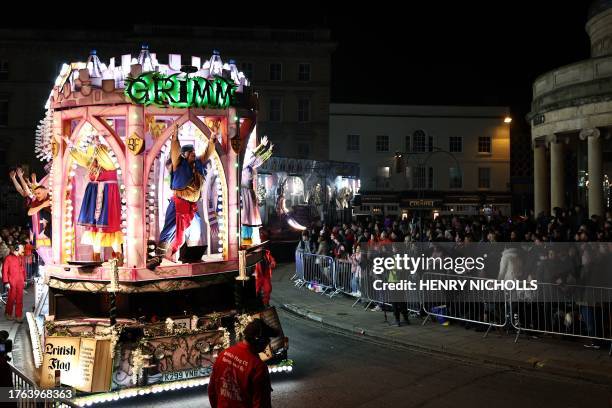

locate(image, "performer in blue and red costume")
[[149, 125, 215, 268]]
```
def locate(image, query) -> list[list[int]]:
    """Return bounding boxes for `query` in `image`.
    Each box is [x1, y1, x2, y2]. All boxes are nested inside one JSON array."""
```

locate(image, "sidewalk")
[[271, 263, 612, 385]]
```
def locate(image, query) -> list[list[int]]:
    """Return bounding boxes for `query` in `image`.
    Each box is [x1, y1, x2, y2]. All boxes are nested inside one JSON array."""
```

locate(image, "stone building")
[[529, 0, 612, 217], [329, 104, 511, 217]]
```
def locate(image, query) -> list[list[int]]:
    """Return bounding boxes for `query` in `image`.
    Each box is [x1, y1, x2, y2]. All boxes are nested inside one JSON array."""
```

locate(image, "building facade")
[[0, 25, 335, 176], [528, 0, 612, 218], [329, 104, 511, 217]]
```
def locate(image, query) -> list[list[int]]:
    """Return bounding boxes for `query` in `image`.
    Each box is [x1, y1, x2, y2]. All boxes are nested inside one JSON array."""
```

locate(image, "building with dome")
[[529, 0, 612, 217]]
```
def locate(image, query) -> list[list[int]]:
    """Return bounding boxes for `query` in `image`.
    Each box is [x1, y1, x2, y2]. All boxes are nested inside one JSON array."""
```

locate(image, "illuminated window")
[[270, 63, 282, 81], [298, 98, 311, 122], [478, 136, 491, 153], [449, 136, 462, 153], [347, 134, 360, 151], [376, 135, 389, 152], [269, 98, 282, 122], [298, 63, 311, 81]]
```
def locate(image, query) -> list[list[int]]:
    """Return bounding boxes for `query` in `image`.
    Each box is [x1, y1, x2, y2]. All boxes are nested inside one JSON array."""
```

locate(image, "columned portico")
[[529, 1, 612, 218]]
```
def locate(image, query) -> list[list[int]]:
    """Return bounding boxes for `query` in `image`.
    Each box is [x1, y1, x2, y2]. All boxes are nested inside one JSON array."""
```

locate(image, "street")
[[104, 308, 612, 408]]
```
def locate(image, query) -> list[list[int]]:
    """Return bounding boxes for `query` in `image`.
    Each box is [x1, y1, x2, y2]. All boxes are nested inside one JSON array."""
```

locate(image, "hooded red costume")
[[255, 250, 275, 306]]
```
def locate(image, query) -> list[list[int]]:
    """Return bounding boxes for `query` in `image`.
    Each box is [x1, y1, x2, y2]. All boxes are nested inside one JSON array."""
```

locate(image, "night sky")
[[12, 2, 594, 129]]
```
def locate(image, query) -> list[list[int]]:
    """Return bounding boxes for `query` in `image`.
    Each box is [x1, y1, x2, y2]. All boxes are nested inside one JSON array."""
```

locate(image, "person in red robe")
[[255, 250, 276, 307], [2, 244, 26, 322]]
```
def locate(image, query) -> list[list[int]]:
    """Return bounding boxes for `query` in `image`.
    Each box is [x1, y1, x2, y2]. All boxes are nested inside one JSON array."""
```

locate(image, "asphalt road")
[[104, 308, 612, 408]]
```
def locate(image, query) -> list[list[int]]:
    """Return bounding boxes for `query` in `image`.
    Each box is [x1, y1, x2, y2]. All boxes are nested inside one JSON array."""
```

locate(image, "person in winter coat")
[[208, 319, 279, 408]]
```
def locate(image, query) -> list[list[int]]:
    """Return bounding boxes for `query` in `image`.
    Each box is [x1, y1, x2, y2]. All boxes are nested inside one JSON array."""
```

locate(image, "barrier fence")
[[8, 364, 78, 407], [293, 250, 612, 353]]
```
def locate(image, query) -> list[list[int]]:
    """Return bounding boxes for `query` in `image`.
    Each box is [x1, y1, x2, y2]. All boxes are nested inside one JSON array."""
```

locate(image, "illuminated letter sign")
[[125, 72, 237, 109]]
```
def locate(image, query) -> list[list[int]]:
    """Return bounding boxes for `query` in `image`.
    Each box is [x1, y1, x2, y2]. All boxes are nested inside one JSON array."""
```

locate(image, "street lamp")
[[504, 116, 512, 124]]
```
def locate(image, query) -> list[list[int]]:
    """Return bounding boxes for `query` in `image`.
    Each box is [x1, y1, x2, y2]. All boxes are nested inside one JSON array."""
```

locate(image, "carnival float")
[[28, 46, 291, 404]]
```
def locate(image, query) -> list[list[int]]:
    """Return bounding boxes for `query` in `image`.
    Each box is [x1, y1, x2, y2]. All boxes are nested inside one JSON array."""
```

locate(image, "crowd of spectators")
[[295, 207, 612, 345], [298, 206, 612, 260]]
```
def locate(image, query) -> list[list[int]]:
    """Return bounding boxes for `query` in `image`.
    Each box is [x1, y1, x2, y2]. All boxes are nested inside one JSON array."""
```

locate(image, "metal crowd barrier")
[[420, 272, 508, 337], [330, 259, 354, 299], [292, 252, 335, 295], [356, 260, 392, 311], [292, 252, 612, 352], [9, 364, 78, 407], [24, 251, 39, 288], [509, 282, 612, 350]]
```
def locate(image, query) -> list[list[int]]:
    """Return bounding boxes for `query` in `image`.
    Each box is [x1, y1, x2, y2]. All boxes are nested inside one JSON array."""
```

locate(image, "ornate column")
[[126, 105, 145, 268], [226, 108, 239, 260], [533, 139, 549, 216], [51, 111, 64, 264], [580, 128, 604, 218], [549, 135, 566, 211]]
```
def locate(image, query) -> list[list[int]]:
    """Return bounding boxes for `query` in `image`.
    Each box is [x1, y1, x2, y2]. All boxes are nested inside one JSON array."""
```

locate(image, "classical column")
[[549, 135, 565, 211], [125, 105, 145, 268], [533, 140, 548, 216], [580, 128, 604, 218]]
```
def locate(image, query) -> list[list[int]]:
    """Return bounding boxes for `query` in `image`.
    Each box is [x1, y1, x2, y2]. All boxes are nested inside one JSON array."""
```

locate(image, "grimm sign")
[[125, 72, 236, 109]]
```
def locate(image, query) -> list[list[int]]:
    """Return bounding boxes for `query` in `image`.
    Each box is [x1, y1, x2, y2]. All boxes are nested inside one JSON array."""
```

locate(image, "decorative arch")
[[143, 113, 229, 260], [60, 120, 126, 262]]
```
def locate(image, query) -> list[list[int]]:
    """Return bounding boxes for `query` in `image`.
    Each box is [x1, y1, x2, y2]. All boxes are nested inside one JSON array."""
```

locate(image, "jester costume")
[[68, 143, 123, 262]]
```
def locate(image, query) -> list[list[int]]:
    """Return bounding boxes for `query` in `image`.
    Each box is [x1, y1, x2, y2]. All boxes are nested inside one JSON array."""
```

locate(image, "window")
[[269, 98, 282, 122], [449, 167, 462, 189], [478, 167, 491, 189], [428, 167, 434, 189], [297, 98, 310, 122], [347, 134, 360, 151], [240, 62, 253, 80], [413, 166, 426, 189], [428, 135, 434, 152], [269, 63, 282, 81], [449, 136, 463, 153], [377, 166, 390, 178], [376, 135, 389, 152], [478, 136, 491, 153], [297, 143, 310, 158], [413, 130, 426, 152], [0, 99, 8, 126], [0, 61, 7, 81], [298, 63, 311, 81], [405, 135, 411, 152]]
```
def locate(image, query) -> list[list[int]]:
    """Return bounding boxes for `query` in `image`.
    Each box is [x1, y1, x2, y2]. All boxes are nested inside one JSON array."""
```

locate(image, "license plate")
[[162, 367, 211, 382]]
